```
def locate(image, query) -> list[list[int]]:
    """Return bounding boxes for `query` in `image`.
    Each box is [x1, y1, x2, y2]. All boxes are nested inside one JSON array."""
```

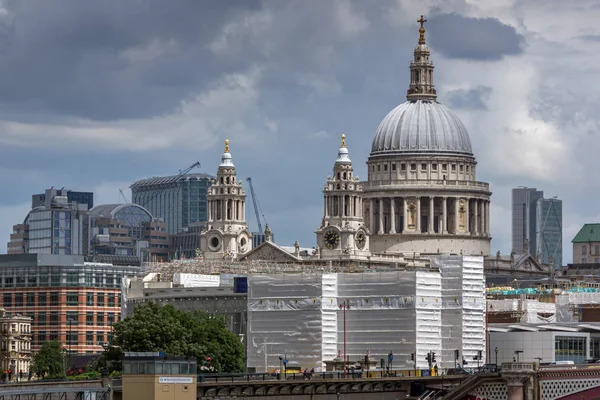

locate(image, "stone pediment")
[[485, 253, 550, 277], [240, 241, 303, 262]]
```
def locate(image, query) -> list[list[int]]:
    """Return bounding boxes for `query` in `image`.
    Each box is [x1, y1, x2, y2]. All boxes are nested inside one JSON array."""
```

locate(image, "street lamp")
[[494, 347, 498, 366], [339, 300, 351, 378]]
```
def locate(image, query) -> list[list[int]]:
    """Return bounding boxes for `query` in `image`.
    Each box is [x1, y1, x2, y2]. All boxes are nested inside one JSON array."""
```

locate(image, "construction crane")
[[246, 177, 267, 233], [137, 161, 202, 209], [119, 189, 130, 203]]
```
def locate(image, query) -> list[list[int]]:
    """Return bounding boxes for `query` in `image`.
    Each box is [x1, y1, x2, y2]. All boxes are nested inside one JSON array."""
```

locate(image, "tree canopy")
[[110, 302, 244, 373], [30, 340, 64, 378]]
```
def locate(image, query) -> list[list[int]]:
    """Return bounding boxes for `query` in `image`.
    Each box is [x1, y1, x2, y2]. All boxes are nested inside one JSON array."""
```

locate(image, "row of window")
[[2, 292, 121, 307], [0, 339, 30, 352], [581, 245, 600, 257], [34, 331, 113, 347], [33, 311, 119, 326], [0, 272, 127, 288], [372, 162, 474, 174]]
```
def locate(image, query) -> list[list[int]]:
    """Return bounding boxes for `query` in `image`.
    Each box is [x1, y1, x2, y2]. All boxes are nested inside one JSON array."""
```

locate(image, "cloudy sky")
[[0, 0, 598, 265]]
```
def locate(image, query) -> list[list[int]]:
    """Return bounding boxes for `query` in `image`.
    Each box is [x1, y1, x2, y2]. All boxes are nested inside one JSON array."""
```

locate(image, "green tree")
[[109, 302, 244, 373], [30, 340, 65, 379]]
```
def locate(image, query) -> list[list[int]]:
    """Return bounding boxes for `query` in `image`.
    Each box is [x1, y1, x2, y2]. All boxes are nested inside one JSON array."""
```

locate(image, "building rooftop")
[[130, 173, 214, 189], [490, 322, 600, 333], [572, 224, 600, 243]]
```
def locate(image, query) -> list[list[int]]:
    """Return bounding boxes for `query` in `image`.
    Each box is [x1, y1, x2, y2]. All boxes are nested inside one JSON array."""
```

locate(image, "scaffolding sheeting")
[[246, 255, 486, 372], [173, 273, 220, 287]]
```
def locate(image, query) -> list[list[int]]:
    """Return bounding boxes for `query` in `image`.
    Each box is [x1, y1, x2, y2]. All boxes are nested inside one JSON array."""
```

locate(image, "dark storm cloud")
[[0, 0, 261, 120], [427, 13, 524, 60], [445, 85, 492, 110]]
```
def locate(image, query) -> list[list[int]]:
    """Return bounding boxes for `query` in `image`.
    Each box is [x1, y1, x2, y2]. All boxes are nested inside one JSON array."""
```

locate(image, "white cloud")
[[0, 67, 268, 152]]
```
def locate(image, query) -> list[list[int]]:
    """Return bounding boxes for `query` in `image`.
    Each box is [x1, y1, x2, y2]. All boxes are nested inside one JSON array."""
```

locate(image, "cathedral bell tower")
[[316, 134, 369, 258], [201, 139, 253, 260]]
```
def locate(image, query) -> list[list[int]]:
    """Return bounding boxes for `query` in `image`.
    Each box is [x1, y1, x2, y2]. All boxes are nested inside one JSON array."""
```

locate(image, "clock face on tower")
[[324, 229, 340, 250], [355, 230, 366, 250]]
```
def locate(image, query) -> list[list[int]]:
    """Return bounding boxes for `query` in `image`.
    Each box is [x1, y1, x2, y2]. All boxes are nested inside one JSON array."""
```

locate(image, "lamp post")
[[339, 300, 350, 378], [495, 347, 498, 366], [67, 318, 73, 374]]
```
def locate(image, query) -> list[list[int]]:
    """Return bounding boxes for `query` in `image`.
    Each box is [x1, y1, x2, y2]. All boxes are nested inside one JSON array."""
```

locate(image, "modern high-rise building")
[[535, 197, 563, 267], [7, 188, 91, 256], [130, 173, 214, 235], [512, 187, 562, 267]]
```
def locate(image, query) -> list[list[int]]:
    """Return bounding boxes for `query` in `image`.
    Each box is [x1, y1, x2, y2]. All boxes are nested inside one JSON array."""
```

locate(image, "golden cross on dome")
[[224, 139, 230, 152], [341, 134, 346, 148], [417, 15, 427, 44]]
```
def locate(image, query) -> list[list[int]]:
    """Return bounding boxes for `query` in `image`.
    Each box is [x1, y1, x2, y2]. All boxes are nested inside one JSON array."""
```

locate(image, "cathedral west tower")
[[363, 15, 492, 256], [201, 139, 253, 260]]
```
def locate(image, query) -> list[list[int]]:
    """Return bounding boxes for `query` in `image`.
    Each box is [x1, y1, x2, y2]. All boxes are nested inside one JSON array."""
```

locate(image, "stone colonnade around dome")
[[364, 195, 490, 237]]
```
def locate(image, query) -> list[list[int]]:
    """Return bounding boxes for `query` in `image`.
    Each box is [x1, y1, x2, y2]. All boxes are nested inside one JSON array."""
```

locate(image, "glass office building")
[[512, 187, 562, 268], [535, 197, 563, 267], [130, 173, 213, 235]]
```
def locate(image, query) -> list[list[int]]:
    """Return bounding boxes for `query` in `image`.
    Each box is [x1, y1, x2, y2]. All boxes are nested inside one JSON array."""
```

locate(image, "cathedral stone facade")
[[202, 16, 491, 264]]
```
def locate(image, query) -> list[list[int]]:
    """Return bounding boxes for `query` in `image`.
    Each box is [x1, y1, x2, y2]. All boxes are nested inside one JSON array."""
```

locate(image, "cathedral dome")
[[370, 15, 473, 158], [370, 100, 472, 157]]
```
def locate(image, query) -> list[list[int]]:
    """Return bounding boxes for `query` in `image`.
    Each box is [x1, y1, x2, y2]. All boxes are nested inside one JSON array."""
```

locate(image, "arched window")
[[220, 177, 224, 184], [343, 172, 347, 180], [226, 176, 230, 184], [337, 172, 340, 180]]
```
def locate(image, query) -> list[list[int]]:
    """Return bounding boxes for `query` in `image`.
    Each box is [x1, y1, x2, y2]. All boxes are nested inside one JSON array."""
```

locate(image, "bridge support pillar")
[[505, 377, 525, 400]]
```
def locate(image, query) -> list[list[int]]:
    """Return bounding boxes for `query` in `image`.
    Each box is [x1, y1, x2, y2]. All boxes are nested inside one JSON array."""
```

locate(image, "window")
[[596, 245, 600, 256], [86, 292, 94, 306], [28, 276, 37, 287], [86, 331, 94, 345], [37, 331, 46, 345], [3, 293, 11, 307], [108, 295, 115, 307], [108, 313, 115, 325], [50, 331, 58, 341], [97, 331, 105, 345], [582, 246, 588, 256], [50, 292, 59, 306], [4, 277, 13, 287], [97, 313, 105, 326], [66, 332, 78, 345], [377, 165, 380, 172], [383, 164, 388, 171], [27, 293, 35, 307], [460, 165, 464, 172], [392, 163, 396, 171], [596, 258, 600, 264], [555, 335, 587, 364], [466, 166, 470, 173], [38, 312, 46, 325], [410, 163, 416, 171], [118, 295, 122, 308], [432, 163, 437, 170], [50, 312, 59, 326], [442, 164, 447, 171], [67, 292, 78, 306], [86, 312, 94, 326], [452, 164, 456, 171], [38, 293, 47, 306], [67, 272, 79, 287], [66, 311, 78, 325], [15, 293, 23, 307], [97, 293, 105, 307], [401, 164, 406, 171]]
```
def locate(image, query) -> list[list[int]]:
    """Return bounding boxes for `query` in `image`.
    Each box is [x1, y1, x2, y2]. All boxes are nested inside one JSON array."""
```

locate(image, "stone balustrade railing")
[[363, 179, 490, 191]]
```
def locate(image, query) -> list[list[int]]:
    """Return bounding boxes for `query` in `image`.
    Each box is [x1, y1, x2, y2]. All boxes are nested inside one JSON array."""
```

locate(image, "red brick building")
[[0, 254, 140, 354]]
